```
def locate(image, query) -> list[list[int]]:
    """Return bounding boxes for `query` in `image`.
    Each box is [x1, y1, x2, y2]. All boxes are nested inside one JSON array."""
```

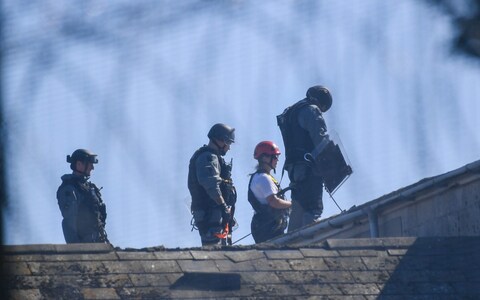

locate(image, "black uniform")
[[279, 99, 327, 231], [188, 146, 237, 245], [57, 174, 108, 243]]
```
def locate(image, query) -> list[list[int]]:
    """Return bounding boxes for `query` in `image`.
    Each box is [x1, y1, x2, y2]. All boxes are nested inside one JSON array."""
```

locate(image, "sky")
[[3, 0, 480, 248]]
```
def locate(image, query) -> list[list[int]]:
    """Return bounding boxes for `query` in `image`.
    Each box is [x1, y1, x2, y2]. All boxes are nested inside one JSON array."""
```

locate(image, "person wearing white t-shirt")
[[248, 141, 291, 243]]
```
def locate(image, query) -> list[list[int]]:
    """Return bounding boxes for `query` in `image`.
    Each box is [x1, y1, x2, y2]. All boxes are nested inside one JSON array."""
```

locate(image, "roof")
[[270, 159, 480, 245], [2, 236, 480, 299]]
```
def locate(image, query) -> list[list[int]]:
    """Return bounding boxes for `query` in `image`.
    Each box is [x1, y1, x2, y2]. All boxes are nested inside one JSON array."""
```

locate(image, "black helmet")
[[207, 123, 235, 144], [67, 149, 98, 170], [306, 85, 332, 112]]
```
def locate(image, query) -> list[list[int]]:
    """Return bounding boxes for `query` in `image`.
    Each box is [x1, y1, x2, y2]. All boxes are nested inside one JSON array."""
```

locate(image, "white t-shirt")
[[250, 172, 279, 205]]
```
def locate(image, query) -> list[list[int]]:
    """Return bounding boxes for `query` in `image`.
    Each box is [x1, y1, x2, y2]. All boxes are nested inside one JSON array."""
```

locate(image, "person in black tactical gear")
[[277, 85, 333, 232], [57, 149, 109, 244], [188, 123, 237, 246], [248, 141, 291, 243]]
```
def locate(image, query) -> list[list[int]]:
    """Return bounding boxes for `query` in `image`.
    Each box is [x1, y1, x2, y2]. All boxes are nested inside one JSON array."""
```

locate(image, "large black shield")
[[314, 140, 353, 194]]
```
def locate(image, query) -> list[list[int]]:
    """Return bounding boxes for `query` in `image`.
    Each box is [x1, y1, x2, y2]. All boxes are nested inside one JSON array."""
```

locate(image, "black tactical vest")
[[277, 99, 315, 165], [59, 175, 108, 242], [188, 146, 236, 211], [248, 171, 288, 220]]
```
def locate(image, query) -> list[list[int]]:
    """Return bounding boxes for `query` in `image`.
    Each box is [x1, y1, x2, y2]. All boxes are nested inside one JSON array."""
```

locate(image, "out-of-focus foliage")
[[426, 0, 480, 59]]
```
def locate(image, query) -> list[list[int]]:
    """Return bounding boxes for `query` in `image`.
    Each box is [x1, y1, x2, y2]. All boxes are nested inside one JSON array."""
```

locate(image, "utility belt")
[[191, 204, 233, 229], [254, 203, 288, 218], [192, 205, 234, 245]]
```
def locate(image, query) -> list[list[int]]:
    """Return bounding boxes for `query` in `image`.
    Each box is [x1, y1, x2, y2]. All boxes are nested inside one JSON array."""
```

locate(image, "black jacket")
[[57, 174, 107, 243]]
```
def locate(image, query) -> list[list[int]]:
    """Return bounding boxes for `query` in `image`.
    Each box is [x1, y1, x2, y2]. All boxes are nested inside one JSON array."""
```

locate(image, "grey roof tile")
[[264, 249, 304, 260], [350, 270, 390, 283], [153, 250, 193, 260], [361, 256, 401, 271], [177, 259, 219, 273], [7, 289, 42, 300], [338, 249, 382, 257], [128, 273, 180, 287], [2, 237, 480, 298], [335, 283, 381, 295], [323, 256, 368, 271], [223, 249, 265, 262], [190, 250, 227, 260], [215, 259, 256, 272], [117, 251, 156, 260], [252, 258, 292, 271], [240, 271, 283, 284], [27, 261, 107, 275], [299, 247, 339, 257], [288, 257, 329, 271], [2, 262, 31, 275], [119, 287, 172, 299], [81, 287, 120, 299], [387, 249, 408, 256], [140, 260, 182, 273], [102, 261, 146, 274], [279, 270, 354, 284]]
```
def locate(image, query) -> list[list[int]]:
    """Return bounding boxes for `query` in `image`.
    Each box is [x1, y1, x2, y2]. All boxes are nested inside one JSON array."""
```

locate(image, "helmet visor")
[[87, 156, 99, 164]]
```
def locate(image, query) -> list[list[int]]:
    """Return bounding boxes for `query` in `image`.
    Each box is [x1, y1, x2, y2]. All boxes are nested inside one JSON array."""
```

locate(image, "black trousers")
[[288, 165, 324, 232], [251, 213, 286, 244]]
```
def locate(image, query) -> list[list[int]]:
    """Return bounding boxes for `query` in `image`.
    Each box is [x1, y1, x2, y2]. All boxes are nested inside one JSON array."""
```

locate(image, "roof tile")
[[264, 249, 304, 260], [177, 259, 219, 273], [240, 271, 283, 284], [117, 252, 156, 260], [128, 273, 181, 287], [350, 270, 390, 283], [7, 289, 42, 300], [140, 260, 181, 273], [27, 261, 107, 275], [253, 258, 292, 271], [190, 250, 226, 260], [215, 259, 256, 272], [81, 288, 120, 299], [3, 237, 479, 298], [324, 257, 367, 271], [153, 250, 193, 260], [223, 249, 265, 262], [361, 256, 401, 271], [2, 262, 31, 275], [288, 257, 329, 271], [300, 247, 339, 257]]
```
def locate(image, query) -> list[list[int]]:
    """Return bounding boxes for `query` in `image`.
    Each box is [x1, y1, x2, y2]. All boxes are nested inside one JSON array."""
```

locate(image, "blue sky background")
[[3, 1, 480, 248]]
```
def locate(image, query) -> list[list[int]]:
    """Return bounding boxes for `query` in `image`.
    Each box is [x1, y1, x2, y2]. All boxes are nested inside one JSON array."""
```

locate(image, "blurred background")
[[1, 0, 480, 248]]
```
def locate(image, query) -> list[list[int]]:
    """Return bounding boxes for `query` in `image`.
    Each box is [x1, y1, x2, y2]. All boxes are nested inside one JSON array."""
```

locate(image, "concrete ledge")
[[326, 237, 418, 250], [1, 243, 114, 255]]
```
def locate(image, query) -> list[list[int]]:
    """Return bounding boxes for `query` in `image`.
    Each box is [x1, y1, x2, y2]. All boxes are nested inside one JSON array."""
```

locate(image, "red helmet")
[[254, 141, 281, 159]]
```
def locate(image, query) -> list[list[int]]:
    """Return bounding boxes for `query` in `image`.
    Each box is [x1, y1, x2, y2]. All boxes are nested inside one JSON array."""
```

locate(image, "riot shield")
[[306, 133, 353, 194]]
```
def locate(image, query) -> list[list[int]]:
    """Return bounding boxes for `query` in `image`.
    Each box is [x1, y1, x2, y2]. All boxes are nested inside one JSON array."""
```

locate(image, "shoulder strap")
[[248, 171, 269, 213]]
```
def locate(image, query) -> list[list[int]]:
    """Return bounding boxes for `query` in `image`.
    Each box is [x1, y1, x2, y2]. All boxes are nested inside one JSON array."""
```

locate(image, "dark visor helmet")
[[67, 149, 98, 170], [207, 123, 235, 144], [306, 85, 332, 112]]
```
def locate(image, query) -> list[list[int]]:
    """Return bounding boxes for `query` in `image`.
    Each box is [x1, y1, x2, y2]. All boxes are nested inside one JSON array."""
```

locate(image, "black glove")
[[221, 202, 231, 215]]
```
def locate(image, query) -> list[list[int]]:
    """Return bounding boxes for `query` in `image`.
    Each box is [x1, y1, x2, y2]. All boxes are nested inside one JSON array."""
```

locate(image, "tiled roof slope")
[[270, 159, 480, 246], [2, 237, 480, 299]]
